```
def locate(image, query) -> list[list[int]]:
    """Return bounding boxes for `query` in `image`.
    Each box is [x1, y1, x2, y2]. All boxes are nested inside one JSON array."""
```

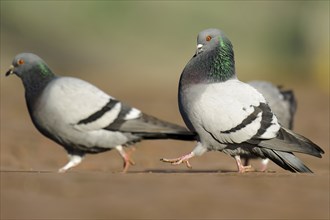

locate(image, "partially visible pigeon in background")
[[161, 28, 324, 173], [244, 81, 297, 171], [248, 81, 297, 129], [5, 53, 196, 173]]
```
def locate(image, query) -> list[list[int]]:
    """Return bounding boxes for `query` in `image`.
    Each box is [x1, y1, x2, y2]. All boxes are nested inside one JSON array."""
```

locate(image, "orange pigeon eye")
[[206, 35, 212, 41], [17, 59, 25, 65]]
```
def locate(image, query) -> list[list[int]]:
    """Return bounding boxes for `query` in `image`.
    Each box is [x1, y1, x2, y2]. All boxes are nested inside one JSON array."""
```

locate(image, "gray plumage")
[[248, 81, 297, 129], [161, 28, 324, 173], [6, 53, 196, 172], [242, 81, 297, 170]]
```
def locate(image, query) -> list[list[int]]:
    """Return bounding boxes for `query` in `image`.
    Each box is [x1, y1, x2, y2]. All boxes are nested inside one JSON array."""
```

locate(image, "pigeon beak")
[[196, 44, 203, 55], [5, 65, 14, 77]]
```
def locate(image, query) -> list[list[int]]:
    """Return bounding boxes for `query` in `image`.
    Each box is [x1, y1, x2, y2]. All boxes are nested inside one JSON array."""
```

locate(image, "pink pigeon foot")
[[235, 155, 255, 173], [161, 152, 195, 168], [116, 146, 136, 173], [122, 147, 136, 173]]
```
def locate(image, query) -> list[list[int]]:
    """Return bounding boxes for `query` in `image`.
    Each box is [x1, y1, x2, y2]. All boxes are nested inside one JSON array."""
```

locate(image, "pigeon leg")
[[58, 154, 84, 173], [259, 158, 269, 172], [234, 155, 255, 173], [161, 152, 195, 168], [243, 158, 250, 166], [115, 146, 135, 173]]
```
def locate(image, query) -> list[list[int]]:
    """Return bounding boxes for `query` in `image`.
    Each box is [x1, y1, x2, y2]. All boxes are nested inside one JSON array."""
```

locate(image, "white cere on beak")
[[196, 44, 204, 55]]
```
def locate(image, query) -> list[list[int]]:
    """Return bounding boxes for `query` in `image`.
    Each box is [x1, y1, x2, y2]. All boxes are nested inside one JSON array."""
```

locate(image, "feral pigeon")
[[244, 81, 297, 171], [161, 28, 324, 173], [5, 53, 196, 173]]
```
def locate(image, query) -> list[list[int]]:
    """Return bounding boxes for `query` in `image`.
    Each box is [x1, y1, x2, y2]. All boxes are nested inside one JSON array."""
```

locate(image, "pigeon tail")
[[251, 127, 324, 158], [261, 148, 313, 173], [134, 131, 197, 141], [108, 113, 198, 141]]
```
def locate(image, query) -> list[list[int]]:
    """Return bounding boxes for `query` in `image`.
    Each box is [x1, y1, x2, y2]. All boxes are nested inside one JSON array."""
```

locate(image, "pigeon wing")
[[195, 80, 280, 144]]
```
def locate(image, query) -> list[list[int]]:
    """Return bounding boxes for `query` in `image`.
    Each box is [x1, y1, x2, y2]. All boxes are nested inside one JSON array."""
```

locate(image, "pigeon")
[[161, 28, 324, 173], [5, 53, 196, 173], [244, 81, 297, 171]]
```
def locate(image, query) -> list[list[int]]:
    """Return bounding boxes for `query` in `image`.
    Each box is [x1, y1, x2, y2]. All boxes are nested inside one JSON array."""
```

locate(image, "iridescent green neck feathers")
[[208, 35, 235, 82]]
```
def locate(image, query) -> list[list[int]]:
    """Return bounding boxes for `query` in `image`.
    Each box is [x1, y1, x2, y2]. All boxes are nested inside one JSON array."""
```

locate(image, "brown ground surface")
[[1, 77, 329, 219]]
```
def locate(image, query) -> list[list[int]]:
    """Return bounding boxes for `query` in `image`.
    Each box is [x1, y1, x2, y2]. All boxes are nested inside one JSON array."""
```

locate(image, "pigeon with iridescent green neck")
[[161, 28, 324, 173], [5, 53, 196, 173]]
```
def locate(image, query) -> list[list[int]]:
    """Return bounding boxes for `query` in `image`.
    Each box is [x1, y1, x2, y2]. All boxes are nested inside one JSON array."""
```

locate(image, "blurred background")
[[1, 1, 329, 89], [1, 1, 329, 219]]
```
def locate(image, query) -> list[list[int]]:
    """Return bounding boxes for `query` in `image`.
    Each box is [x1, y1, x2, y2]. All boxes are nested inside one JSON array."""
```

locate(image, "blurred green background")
[[1, 1, 329, 92]]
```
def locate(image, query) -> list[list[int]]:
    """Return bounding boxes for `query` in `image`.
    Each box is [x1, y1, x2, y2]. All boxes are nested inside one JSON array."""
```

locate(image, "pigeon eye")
[[17, 59, 25, 65], [206, 36, 212, 42]]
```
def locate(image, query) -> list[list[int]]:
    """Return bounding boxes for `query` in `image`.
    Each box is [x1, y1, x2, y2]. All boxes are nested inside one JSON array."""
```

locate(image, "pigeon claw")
[[235, 155, 256, 173], [161, 157, 192, 169], [122, 158, 135, 173], [161, 152, 194, 169], [237, 165, 255, 173]]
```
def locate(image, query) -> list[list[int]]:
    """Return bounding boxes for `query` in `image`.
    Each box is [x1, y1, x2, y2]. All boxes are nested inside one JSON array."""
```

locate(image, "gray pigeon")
[[5, 53, 196, 173], [244, 81, 297, 171], [161, 28, 324, 173]]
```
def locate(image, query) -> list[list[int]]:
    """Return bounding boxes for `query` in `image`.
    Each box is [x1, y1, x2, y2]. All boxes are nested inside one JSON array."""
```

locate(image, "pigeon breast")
[[181, 79, 280, 146]]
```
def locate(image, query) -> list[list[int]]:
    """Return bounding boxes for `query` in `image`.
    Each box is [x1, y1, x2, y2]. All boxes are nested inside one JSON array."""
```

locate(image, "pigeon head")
[[190, 28, 236, 83], [6, 53, 53, 79], [195, 28, 224, 55], [5, 53, 56, 94]]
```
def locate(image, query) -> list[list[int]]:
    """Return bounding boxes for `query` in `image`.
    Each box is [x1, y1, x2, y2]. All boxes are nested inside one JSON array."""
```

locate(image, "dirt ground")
[[1, 77, 329, 219]]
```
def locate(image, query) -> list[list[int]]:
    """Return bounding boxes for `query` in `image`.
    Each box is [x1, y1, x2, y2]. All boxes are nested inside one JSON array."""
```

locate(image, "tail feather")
[[134, 131, 197, 140], [252, 127, 324, 158], [106, 112, 198, 141], [125, 113, 198, 140], [275, 150, 313, 173], [261, 148, 313, 173], [282, 128, 325, 154]]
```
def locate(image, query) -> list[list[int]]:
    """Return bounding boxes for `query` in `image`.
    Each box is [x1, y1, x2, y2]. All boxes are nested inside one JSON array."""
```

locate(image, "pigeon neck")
[[23, 68, 56, 110], [207, 41, 235, 82], [180, 44, 235, 86]]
